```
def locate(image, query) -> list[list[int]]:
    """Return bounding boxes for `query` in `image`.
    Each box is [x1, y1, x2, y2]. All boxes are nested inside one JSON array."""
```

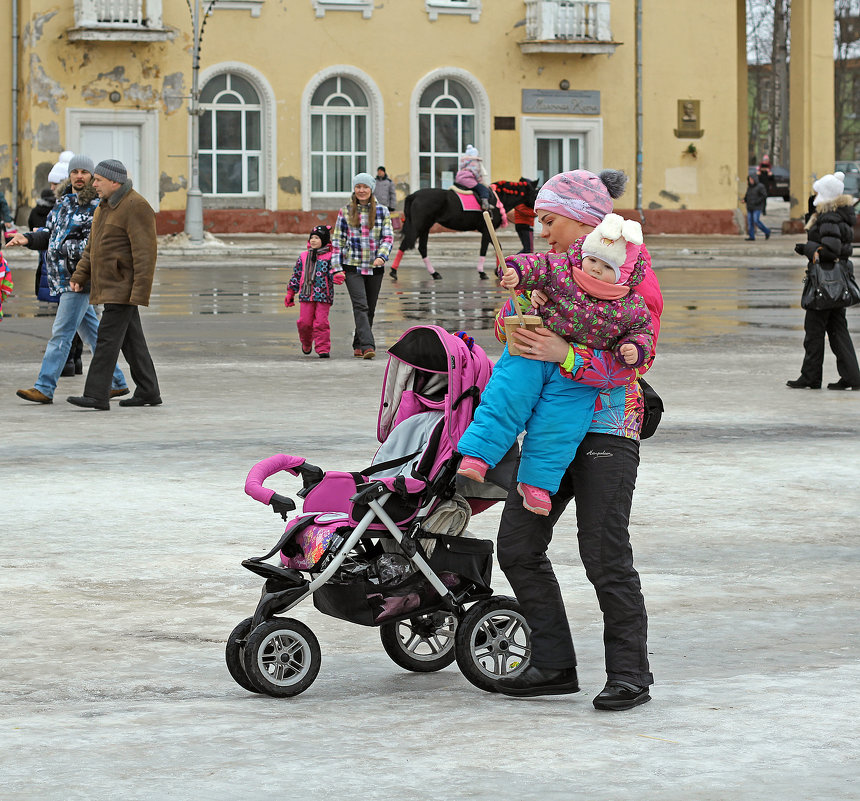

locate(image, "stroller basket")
[[313, 534, 493, 626]]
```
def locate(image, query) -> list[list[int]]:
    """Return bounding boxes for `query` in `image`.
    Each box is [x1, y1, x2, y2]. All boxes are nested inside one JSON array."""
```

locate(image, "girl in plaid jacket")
[[331, 173, 393, 360]]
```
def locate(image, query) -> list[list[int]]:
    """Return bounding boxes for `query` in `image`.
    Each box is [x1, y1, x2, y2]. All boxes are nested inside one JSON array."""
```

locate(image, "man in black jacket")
[[743, 174, 770, 241]]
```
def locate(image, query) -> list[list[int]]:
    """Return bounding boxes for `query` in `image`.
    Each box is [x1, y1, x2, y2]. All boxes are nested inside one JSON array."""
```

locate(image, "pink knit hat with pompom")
[[535, 169, 626, 227]]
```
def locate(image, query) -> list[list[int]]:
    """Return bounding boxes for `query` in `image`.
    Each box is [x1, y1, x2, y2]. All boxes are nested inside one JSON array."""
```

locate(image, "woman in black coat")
[[787, 172, 860, 390]]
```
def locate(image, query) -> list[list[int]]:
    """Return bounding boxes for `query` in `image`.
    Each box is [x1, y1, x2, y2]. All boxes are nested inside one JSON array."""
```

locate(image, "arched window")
[[199, 73, 262, 195], [310, 76, 370, 196], [418, 78, 476, 189]]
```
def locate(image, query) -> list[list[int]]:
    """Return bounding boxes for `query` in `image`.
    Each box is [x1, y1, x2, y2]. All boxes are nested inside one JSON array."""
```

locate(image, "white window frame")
[[197, 62, 277, 210], [65, 108, 159, 211], [425, 0, 481, 23], [301, 66, 384, 210], [311, 0, 373, 18], [410, 69, 491, 193], [199, 75, 263, 197], [520, 116, 603, 181]]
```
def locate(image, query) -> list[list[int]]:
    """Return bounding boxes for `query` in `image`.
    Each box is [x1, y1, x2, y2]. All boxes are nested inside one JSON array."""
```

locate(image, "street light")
[[185, 0, 218, 243]]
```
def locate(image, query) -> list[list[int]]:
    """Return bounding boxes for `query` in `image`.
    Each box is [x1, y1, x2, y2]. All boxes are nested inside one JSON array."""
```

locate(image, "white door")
[[79, 125, 141, 186], [535, 134, 585, 186]]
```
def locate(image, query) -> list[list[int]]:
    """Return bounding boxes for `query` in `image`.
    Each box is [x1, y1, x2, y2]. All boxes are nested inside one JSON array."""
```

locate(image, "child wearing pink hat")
[[457, 171, 654, 516]]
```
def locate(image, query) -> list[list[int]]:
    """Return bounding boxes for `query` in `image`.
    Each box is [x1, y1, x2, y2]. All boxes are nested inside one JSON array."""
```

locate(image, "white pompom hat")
[[812, 172, 846, 206], [59, 150, 75, 164], [581, 213, 643, 281], [47, 161, 69, 183]]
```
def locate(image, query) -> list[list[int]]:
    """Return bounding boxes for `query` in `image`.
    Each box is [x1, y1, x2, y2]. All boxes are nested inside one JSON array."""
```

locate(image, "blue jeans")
[[746, 209, 770, 239], [34, 290, 127, 399]]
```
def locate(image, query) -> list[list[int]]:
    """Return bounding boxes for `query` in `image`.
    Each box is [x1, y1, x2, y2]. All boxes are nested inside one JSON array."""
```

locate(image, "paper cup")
[[503, 315, 544, 356]]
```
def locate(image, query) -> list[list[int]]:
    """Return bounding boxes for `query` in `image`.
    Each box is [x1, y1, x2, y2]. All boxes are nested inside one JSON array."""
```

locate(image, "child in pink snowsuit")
[[455, 144, 491, 210], [285, 225, 344, 358]]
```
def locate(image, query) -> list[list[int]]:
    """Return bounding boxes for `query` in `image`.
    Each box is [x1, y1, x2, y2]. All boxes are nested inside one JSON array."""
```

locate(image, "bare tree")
[[835, 0, 860, 160]]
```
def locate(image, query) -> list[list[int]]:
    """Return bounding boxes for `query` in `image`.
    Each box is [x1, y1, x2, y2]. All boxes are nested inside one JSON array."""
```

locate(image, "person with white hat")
[[330, 172, 393, 360], [787, 171, 860, 390], [11, 153, 129, 406], [458, 211, 654, 516]]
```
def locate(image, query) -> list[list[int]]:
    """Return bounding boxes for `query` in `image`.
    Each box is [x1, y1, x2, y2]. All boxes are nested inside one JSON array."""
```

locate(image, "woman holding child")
[[478, 169, 663, 710]]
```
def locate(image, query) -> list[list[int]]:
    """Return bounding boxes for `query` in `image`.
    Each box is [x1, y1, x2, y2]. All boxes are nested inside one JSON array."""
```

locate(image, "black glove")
[[794, 243, 806, 255]]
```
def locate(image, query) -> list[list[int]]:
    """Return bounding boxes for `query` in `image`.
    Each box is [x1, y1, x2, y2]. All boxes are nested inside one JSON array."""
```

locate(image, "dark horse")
[[389, 178, 537, 280]]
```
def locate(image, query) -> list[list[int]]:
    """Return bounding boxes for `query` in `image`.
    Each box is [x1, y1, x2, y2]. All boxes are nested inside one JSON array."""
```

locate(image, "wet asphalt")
[[2, 230, 859, 800]]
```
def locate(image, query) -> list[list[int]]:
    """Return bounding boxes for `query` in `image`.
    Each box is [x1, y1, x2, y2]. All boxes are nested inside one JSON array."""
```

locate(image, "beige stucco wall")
[[1, 0, 826, 230]]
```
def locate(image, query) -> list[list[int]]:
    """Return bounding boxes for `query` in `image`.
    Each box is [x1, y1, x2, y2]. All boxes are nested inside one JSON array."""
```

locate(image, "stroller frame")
[[226, 327, 532, 698]]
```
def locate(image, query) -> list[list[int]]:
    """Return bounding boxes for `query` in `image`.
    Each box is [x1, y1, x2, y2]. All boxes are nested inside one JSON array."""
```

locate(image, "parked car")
[[748, 165, 790, 201], [836, 161, 860, 198]]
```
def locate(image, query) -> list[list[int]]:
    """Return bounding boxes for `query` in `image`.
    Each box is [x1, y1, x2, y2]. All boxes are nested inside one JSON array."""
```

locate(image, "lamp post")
[[184, 0, 206, 243]]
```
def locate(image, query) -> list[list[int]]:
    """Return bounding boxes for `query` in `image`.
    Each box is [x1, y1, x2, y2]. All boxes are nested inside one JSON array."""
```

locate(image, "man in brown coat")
[[67, 159, 162, 410]]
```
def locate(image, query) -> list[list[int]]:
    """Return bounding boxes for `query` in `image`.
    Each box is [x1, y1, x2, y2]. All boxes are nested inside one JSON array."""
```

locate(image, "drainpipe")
[[11, 0, 19, 222], [635, 0, 643, 223]]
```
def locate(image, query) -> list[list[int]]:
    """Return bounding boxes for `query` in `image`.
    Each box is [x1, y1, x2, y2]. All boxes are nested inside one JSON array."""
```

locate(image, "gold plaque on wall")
[[675, 100, 704, 138]]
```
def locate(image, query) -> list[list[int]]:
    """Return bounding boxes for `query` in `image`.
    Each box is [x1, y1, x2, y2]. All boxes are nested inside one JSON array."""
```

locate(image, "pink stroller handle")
[[245, 454, 307, 504]]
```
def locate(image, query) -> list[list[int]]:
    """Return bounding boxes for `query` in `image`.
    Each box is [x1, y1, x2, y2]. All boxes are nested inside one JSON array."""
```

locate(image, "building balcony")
[[68, 0, 174, 42], [519, 0, 619, 55]]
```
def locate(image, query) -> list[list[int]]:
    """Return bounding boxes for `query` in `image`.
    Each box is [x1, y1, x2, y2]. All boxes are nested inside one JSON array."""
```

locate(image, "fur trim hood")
[[75, 182, 99, 206], [805, 194, 856, 229]]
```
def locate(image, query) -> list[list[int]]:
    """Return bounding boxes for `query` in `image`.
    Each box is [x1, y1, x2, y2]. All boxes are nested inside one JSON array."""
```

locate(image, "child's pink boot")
[[458, 455, 488, 483], [517, 482, 552, 516]]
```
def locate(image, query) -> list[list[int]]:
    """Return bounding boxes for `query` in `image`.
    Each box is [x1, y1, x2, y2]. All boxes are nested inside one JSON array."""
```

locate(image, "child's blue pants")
[[457, 347, 598, 493]]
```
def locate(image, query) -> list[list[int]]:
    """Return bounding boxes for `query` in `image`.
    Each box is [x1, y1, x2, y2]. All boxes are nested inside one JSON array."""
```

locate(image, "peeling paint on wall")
[[36, 122, 61, 153], [0, 145, 9, 171], [33, 162, 54, 197], [279, 176, 301, 194], [161, 73, 186, 114], [23, 11, 58, 47], [82, 86, 108, 105], [28, 54, 66, 113], [159, 172, 187, 200], [126, 83, 158, 106], [97, 66, 129, 83]]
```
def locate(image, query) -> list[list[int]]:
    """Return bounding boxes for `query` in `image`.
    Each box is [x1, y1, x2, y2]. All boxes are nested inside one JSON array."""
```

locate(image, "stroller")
[[226, 325, 532, 697]]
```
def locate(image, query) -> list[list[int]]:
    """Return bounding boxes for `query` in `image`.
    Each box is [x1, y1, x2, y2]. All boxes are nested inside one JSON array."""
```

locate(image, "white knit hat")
[[59, 150, 74, 164], [581, 213, 643, 281], [465, 144, 479, 158], [48, 161, 68, 183], [812, 172, 846, 206]]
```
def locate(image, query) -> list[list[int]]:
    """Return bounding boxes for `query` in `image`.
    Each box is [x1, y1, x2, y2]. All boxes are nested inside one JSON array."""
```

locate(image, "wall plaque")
[[674, 99, 704, 138], [522, 89, 601, 115]]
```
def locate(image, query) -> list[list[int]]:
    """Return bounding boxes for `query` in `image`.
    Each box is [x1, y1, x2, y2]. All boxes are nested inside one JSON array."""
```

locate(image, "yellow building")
[[0, 0, 835, 234]]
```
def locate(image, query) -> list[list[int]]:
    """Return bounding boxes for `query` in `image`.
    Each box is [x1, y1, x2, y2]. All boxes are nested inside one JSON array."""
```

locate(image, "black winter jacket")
[[743, 181, 768, 212], [797, 195, 856, 265]]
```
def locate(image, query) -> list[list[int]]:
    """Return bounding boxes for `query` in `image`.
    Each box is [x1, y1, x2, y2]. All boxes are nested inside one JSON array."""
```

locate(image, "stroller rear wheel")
[[455, 596, 531, 693], [379, 612, 457, 672], [225, 616, 263, 694], [242, 618, 322, 697]]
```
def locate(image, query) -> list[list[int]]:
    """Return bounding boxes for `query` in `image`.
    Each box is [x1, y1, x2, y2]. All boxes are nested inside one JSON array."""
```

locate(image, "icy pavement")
[[1, 250, 859, 800]]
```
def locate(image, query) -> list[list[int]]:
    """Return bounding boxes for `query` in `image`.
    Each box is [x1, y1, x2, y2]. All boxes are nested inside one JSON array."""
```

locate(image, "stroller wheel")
[[379, 612, 457, 673], [225, 617, 263, 694], [242, 618, 321, 698], [455, 596, 531, 693]]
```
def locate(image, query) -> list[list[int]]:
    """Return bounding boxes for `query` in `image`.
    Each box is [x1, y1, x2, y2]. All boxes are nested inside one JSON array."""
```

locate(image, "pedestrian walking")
[[743, 174, 770, 240], [787, 171, 860, 390], [374, 166, 396, 211], [284, 224, 344, 358], [482, 168, 662, 710], [66, 159, 161, 410], [10, 154, 129, 406], [331, 172, 394, 360]]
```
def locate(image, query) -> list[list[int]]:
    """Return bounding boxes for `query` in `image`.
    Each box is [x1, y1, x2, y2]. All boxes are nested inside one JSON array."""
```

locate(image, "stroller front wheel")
[[379, 612, 458, 672], [225, 616, 264, 694], [242, 618, 321, 697], [455, 596, 531, 693]]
